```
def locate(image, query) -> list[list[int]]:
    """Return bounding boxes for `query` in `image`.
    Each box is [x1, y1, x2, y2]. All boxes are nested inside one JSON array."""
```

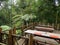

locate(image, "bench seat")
[[33, 36, 59, 45], [35, 26, 54, 32]]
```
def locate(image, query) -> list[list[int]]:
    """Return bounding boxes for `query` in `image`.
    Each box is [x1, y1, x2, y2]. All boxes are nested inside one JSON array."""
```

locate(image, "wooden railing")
[[0, 27, 29, 45], [0, 22, 59, 45]]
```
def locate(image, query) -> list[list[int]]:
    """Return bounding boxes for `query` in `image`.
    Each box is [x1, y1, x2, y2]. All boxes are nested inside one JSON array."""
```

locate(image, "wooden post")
[[0, 27, 2, 42], [21, 25, 25, 36], [28, 34, 33, 45], [8, 30, 13, 45], [52, 23, 54, 28], [13, 27, 16, 34], [0, 27, 2, 33], [12, 27, 16, 45], [57, 24, 59, 30]]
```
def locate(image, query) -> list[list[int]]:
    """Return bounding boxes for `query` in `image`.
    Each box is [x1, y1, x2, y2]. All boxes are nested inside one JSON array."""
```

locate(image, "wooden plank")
[[35, 26, 54, 32], [34, 36, 59, 45], [25, 30, 60, 40]]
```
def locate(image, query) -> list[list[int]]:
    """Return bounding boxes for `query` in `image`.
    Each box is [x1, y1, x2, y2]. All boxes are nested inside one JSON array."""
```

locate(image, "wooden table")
[[25, 30, 60, 45], [35, 26, 54, 32]]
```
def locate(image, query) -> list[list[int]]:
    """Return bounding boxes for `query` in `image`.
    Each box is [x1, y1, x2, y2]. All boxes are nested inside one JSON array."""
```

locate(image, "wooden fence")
[[0, 22, 59, 45]]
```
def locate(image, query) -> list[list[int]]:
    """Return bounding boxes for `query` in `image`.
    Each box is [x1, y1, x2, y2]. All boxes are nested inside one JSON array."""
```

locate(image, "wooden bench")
[[24, 35, 59, 45], [35, 26, 54, 32], [25, 30, 60, 45], [33, 36, 59, 45]]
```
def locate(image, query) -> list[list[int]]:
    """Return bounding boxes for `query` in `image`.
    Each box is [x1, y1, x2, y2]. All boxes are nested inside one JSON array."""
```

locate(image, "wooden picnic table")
[[35, 26, 54, 32], [25, 30, 60, 45]]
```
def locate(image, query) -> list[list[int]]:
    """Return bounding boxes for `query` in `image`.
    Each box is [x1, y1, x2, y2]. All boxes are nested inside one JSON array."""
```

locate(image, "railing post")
[[28, 34, 33, 45], [0, 27, 2, 42], [13, 27, 16, 34], [8, 29, 13, 45], [12, 27, 16, 45], [32, 23, 34, 30], [21, 25, 25, 36]]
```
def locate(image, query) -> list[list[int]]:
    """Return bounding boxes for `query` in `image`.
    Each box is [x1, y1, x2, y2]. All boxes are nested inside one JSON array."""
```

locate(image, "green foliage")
[[0, 0, 8, 1], [16, 29, 22, 35], [12, 14, 36, 27], [0, 25, 11, 31], [0, 0, 60, 27]]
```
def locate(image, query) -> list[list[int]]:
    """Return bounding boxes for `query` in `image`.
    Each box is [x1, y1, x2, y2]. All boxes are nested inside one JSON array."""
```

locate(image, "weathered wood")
[[34, 36, 59, 45], [21, 25, 25, 36], [35, 26, 54, 32], [8, 30, 13, 45], [0, 27, 2, 42], [12, 27, 16, 45], [13, 27, 16, 34], [0, 27, 2, 33], [28, 34, 33, 45]]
